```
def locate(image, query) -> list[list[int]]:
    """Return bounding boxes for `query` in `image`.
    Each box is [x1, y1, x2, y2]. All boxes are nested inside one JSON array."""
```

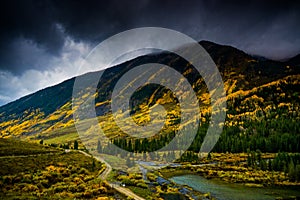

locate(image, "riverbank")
[[159, 152, 300, 187], [108, 168, 216, 199], [170, 174, 300, 200], [160, 164, 300, 187]]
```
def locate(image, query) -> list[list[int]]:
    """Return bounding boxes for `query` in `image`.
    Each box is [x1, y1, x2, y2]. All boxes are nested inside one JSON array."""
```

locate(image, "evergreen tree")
[[207, 152, 212, 160], [74, 140, 78, 150], [295, 165, 300, 182], [97, 139, 102, 153], [288, 160, 295, 181]]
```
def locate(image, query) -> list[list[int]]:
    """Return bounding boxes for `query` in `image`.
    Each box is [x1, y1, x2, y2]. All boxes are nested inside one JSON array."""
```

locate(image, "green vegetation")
[[111, 171, 205, 200], [0, 41, 299, 199], [0, 139, 123, 199], [42, 131, 79, 146], [247, 151, 300, 181], [127, 186, 153, 199], [160, 152, 300, 187], [0, 138, 58, 156], [103, 83, 299, 157], [74, 140, 79, 150]]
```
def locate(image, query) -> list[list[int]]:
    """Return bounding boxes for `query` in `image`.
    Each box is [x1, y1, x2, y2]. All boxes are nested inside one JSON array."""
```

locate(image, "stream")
[[170, 174, 300, 200]]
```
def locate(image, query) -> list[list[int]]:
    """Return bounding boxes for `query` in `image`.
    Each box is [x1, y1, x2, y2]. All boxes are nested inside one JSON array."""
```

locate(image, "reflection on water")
[[170, 174, 300, 200]]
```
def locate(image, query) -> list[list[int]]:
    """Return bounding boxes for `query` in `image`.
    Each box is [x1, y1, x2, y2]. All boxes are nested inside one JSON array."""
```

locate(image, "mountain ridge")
[[0, 40, 299, 145], [1, 40, 298, 109]]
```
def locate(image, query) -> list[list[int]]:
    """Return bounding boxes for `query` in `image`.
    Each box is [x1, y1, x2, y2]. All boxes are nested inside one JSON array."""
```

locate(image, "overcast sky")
[[0, 0, 300, 106]]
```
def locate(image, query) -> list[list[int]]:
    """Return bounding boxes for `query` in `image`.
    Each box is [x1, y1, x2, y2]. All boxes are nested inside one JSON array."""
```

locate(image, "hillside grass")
[[0, 138, 123, 199], [0, 138, 59, 156], [0, 151, 98, 176], [43, 132, 79, 145]]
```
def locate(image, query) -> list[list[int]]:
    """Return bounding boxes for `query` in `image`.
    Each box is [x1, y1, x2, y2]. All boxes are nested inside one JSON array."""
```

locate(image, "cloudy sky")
[[0, 0, 300, 106]]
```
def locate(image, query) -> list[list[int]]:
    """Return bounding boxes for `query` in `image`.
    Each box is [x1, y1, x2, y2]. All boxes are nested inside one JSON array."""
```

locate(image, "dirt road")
[[78, 151, 145, 200]]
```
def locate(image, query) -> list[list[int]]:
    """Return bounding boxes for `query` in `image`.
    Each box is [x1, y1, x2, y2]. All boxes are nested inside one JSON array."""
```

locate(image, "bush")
[[96, 197, 110, 200], [21, 174, 32, 183], [22, 184, 38, 192], [83, 175, 94, 182], [53, 185, 65, 193], [79, 168, 89, 175], [117, 175, 128, 181], [61, 169, 70, 177], [77, 183, 86, 192], [68, 184, 77, 193], [3, 176, 13, 184], [70, 167, 79, 174], [57, 191, 74, 198], [13, 175, 22, 183], [121, 177, 135, 186], [98, 186, 107, 194], [83, 190, 93, 198], [40, 179, 50, 188], [136, 182, 148, 188]]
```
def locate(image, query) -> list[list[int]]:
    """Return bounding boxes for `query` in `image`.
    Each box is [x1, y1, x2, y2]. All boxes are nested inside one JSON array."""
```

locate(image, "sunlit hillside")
[[0, 41, 299, 153], [0, 138, 123, 199]]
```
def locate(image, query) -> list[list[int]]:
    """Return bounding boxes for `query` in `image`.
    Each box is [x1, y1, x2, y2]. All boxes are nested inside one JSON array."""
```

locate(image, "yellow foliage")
[[46, 165, 56, 171]]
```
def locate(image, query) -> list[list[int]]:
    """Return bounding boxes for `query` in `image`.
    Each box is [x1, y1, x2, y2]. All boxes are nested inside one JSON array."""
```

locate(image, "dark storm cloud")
[[0, 0, 300, 105], [0, 0, 300, 73], [0, 0, 63, 73]]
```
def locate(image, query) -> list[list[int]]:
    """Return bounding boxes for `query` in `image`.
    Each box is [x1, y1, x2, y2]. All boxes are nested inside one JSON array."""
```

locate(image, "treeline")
[[247, 151, 300, 181], [40, 140, 79, 150], [96, 81, 300, 155], [197, 114, 300, 153], [98, 132, 176, 154], [212, 119, 300, 153], [100, 115, 300, 154], [97, 139, 177, 162]]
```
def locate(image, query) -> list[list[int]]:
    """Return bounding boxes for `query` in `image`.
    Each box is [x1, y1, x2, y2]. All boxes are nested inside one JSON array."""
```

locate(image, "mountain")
[[288, 53, 300, 66], [0, 41, 299, 152]]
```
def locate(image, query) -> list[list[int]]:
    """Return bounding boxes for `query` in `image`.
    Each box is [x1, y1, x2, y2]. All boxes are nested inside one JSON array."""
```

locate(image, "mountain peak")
[[0, 40, 299, 140], [199, 40, 252, 68]]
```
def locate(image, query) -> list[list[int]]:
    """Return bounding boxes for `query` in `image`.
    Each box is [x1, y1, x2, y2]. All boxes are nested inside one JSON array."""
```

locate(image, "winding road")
[[78, 150, 112, 179], [1, 149, 144, 200], [110, 183, 146, 200], [78, 151, 145, 200]]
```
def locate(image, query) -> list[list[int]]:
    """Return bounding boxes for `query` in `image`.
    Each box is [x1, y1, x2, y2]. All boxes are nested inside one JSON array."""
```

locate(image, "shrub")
[[3, 176, 13, 184], [83, 190, 93, 198], [73, 177, 83, 184], [63, 177, 71, 182], [98, 186, 108, 193], [13, 175, 22, 183], [117, 175, 128, 181], [91, 188, 100, 195], [77, 183, 86, 192], [22, 184, 38, 192], [60, 169, 70, 177], [136, 182, 148, 188], [57, 191, 74, 198], [21, 174, 32, 183], [40, 179, 50, 188], [96, 197, 110, 200], [79, 168, 89, 175], [121, 177, 135, 186], [68, 184, 77, 193], [70, 167, 79, 174], [53, 185, 65, 193], [83, 175, 94, 182]]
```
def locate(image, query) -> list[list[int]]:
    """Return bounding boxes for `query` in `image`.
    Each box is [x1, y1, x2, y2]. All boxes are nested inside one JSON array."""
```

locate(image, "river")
[[170, 174, 300, 200]]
